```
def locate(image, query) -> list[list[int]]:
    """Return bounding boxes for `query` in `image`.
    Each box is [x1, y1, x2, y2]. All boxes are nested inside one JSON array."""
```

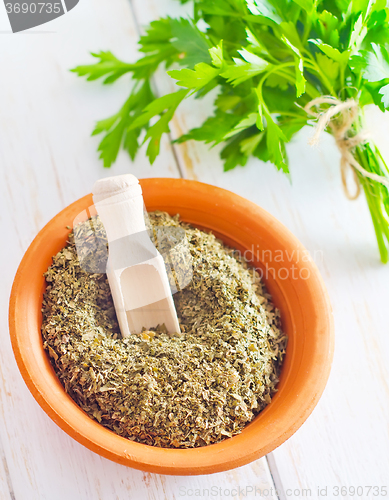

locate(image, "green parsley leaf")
[[209, 42, 224, 68], [240, 132, 265, 155], [220, 51, 269, 85], [264, 112, 289, 173], [167, 63, 220, 93], [221, 133, 250, 171], [138, 18, 173, 54], [309, 39, 351, 66], [278, 118, 307, 141], [316, 53, 340, 81], [71, 51, 134, 84], [281, 35, 306, 96], [224, 112, 259, 139], [349, 15, 367, 53], [293, 0, 316, 14], [246, 0, 282, 23], [91, 81, 155, 167], [379, 83, 389, 107], [129, 90, 188, 130], [176, 110, 242, 145], [351, 43, 389, 82], [129, 89, 189, 163], [170, 18, 212, 67]]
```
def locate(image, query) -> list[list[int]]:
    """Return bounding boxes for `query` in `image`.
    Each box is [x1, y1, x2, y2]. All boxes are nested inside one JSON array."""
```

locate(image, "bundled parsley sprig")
[[72, 0, 389, 262]]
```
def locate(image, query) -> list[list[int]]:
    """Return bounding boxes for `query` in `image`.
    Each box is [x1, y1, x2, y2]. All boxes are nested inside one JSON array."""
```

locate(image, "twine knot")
[[304, 96, 389, 200]]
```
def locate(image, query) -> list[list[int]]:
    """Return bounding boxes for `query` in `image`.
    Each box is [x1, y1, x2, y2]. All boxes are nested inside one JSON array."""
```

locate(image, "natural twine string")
[[304, 96, 389, 200]]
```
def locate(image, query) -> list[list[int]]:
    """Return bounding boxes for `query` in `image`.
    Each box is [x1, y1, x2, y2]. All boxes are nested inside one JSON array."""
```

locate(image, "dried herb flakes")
[[41, 211, 287, 448]]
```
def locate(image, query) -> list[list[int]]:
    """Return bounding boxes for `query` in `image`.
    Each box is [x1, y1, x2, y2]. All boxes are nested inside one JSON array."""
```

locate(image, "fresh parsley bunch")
[[73, 0, 389, 262]]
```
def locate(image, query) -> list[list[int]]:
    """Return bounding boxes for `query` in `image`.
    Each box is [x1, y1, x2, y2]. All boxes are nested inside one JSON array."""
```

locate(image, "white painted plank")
[[172, 99, 389, 492], [170, 93, 389, 492], [0, 438, 14, 500], [131, 0, 389, 495], [0, 0, 193, 499], [0, 1, 277, 499]]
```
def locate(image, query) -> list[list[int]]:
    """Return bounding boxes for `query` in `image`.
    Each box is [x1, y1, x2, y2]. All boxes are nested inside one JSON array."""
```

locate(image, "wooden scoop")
[[92, 174, 180, 337]]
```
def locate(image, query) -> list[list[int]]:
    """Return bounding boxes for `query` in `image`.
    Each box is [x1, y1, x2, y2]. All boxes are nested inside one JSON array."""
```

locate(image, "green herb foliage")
[[72, 1, 389, 262]]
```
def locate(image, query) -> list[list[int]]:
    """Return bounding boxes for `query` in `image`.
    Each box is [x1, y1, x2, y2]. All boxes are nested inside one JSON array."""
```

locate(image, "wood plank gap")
[[0, 434, 16, 500], [266, 454, 286, 500]]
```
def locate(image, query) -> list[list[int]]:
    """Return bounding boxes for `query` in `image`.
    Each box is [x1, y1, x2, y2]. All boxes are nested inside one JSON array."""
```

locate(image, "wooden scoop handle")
[[92, 174, 145, 242]]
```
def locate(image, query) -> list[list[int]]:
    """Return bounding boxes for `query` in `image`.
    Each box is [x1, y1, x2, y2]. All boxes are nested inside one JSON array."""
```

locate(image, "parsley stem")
[[356, 146, 389, 263], [276, 69, 319, 99], [339, 65, 345, 99], [302, 52, 337, 97], [361, 177, 389, 263], [375, 146, 389, 175], [273, 111, 305, 118], [302, 14, 312, 44], [256, 63, 294, 98]]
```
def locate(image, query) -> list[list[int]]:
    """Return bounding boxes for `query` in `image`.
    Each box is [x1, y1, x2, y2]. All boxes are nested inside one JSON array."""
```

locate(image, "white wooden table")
[[1, 0, 388, 499]]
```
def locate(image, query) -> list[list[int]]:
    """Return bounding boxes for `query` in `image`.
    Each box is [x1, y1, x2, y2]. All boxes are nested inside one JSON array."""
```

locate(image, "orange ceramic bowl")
[[9, 178, 334, 475]]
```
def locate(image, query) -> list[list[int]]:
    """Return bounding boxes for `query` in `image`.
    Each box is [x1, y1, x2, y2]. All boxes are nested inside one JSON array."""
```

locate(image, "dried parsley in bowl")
[[41, 211, 287, 448]]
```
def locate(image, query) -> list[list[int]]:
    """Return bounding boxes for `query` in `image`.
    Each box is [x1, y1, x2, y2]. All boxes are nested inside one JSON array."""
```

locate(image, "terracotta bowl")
[[9, 178, 334, 475]]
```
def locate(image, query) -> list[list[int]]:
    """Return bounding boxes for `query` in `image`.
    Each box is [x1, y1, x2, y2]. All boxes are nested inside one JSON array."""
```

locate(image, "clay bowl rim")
[[9, 178, 334, 475]]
